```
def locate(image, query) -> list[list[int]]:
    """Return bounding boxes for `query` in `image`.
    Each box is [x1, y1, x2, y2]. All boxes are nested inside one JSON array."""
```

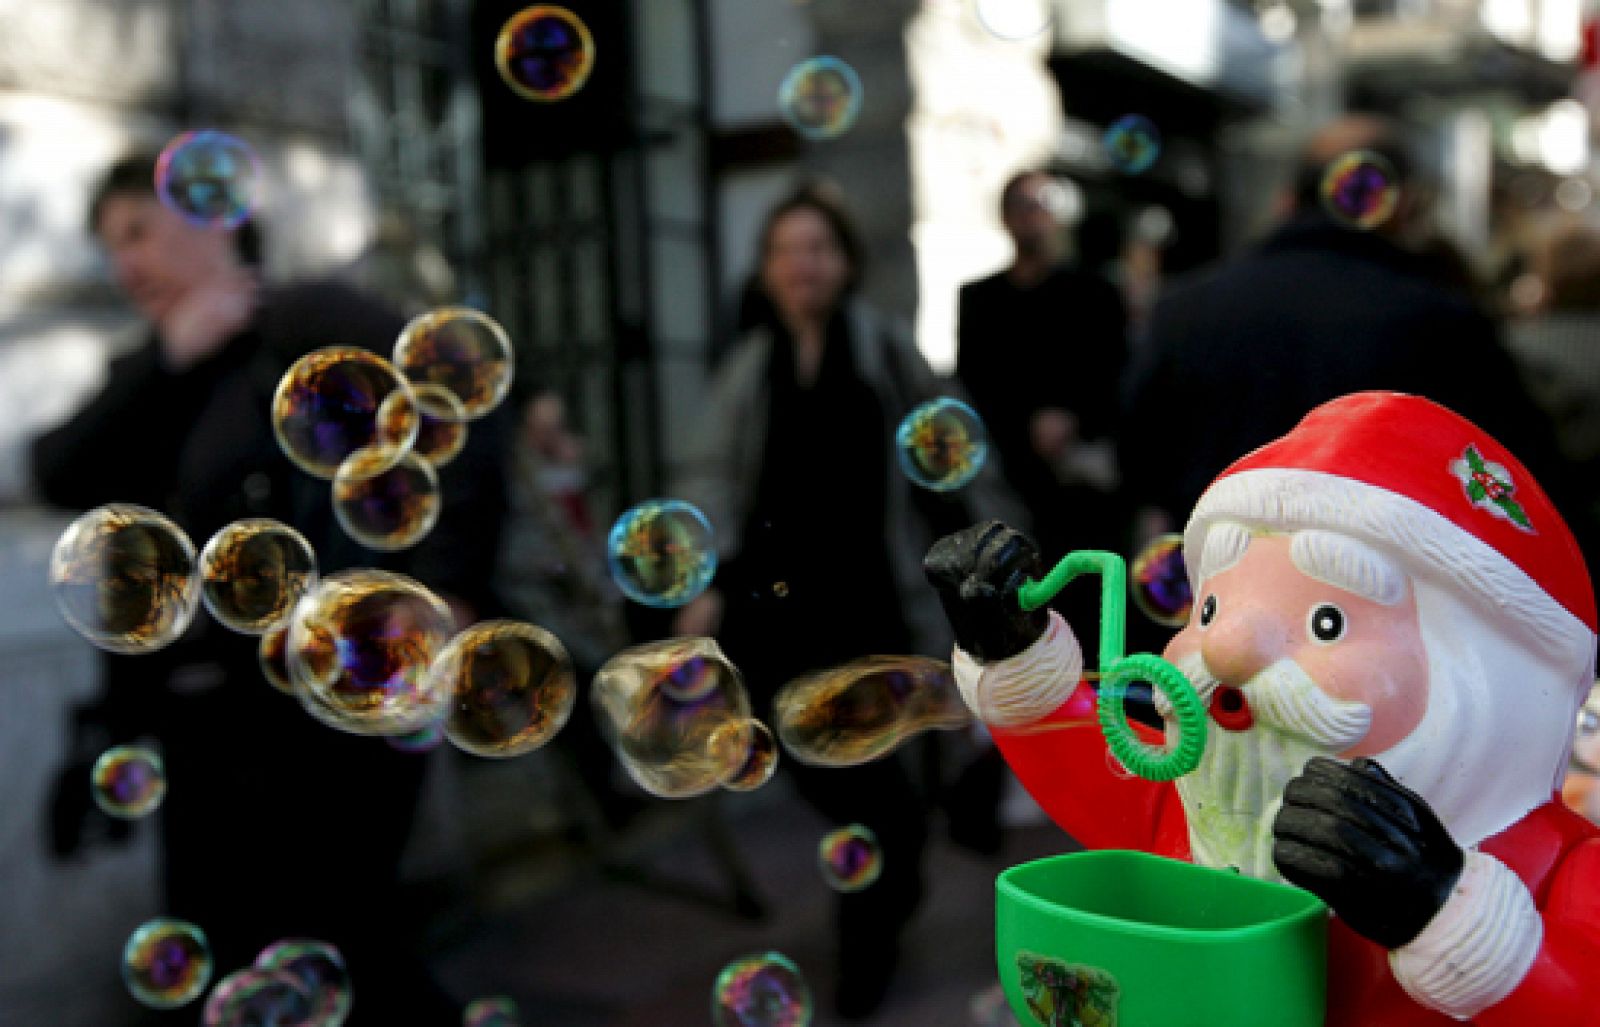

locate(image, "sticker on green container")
[[1017, 952, 1120, 1027]]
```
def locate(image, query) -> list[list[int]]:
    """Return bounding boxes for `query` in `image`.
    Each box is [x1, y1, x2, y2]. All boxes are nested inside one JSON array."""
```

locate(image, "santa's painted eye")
[[1309, 603, 1346, 644], [1198, 594, 1217, 628]]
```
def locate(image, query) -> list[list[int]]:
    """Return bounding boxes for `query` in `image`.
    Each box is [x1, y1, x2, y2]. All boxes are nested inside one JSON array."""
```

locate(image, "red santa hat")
[[1184, 392, 1596, 670]]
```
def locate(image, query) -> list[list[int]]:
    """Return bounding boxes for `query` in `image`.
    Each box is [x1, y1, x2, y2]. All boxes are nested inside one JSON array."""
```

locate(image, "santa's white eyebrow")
[[1196, 522, 1253, 582], [1289, 530, 1406, 606]]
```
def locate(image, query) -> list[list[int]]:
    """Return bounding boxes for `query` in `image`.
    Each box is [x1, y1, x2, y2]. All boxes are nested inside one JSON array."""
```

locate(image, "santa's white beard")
[[1170, 653, 1372, 882]]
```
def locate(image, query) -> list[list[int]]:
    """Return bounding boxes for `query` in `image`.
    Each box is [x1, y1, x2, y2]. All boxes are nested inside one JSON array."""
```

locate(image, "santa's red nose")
[[1209, 685, 1254, 732]]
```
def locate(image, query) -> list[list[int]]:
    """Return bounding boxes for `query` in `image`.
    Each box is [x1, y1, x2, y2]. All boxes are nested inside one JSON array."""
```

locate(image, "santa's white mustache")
[[1171, 653, 1372, 751]]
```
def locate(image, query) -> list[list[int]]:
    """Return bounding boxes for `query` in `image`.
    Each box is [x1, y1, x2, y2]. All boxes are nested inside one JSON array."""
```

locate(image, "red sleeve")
[[1471, 838, 1600, 1026], [991, 680, 1188, 855]]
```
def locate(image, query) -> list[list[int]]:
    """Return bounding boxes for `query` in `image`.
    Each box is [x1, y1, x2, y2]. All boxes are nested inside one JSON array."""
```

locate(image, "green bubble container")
[[997, 850, 1328, 1027]]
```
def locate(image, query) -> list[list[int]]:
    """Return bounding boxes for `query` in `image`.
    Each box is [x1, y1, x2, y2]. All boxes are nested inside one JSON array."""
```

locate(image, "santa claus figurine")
[[926, 392, 1600, 1025]]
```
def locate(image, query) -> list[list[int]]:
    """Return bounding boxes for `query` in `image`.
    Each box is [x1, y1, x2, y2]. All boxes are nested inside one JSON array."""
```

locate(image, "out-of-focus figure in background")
[[30, 152, 505, 1024], [673, 182, 1019, 1019]]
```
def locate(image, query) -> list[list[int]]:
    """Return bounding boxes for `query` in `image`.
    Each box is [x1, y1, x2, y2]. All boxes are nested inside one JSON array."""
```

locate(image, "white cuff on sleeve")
[[1389, 850, 1542, 1020], [950, 610, 1084, 727]]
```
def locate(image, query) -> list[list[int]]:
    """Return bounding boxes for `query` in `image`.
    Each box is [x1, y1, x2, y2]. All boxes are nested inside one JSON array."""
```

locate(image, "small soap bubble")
[[775, 656, 971, 767], [123, 917, 212, 1010], [495, 5, 596, 102], [818, 824, 883, 893], [778, 57, 863, 141], [430, 620, 577, 758], [709, 718, 780, 792], [712, 952, 814, 1027], [273, 348, 419, 480], [200, 519, 317, 634], [92, 745, 166, 819], [896, 398, 988, 492], [52, 504, 201, 655], [464, 996, 523, 1027], [592, 637, 755, 798], [1321, 150, 1399, 230], [1130, 533, 1193, 628], [201, 968, 312, 1026], [606, 499, 717, 608], [155, 131, 262, 230], [393, 307, 515, 421], [254, 938, 351, 1026], [974, 0, 1053, 40], [1104, 114, 1161, 175], [259, 624, 295, 695], [412, 384, 470, 468], [332, 449, 442, 552], [287, 570, 455, 736]]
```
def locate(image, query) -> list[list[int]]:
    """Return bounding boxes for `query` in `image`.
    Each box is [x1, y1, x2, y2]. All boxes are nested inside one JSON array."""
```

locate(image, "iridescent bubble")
[[1130, 533, 1192, 628], [201, 968, 312, 1026], [712, 952, 814, 1027], [494, 5, 596, 103], [393, 308, 515, 421], [199, 519, 318, 634], [1321, 150, 1399, 230], [429, 620, 577, 758], [259, 625, 295, 695], [51, 504, 200, 655], [1104, 114, 1161, 175], [412, 384, 470, 469], [91, 745, 166, 819], [778, 57, 863, 141], [155, 131, 262, 230], [774, 656, 971, 767], [592, 637, 754, 798], [895, 398, 988, 492], [286, 570, 455, 736], [388, 720, 445, 754], [818, 824, 883, 893], [709, 718, 779, 792], [254, 938, 351, 1026], [123, 917, 212, 1010], [464, 996, 522, 1027], [272, 347, 419, 481], [974, 0, 1053, 40], [606, 499, 717, 608], [332, 449, 441, 552]]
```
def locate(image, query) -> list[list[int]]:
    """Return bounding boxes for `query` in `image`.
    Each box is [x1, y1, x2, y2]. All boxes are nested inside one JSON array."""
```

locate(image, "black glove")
[[923, 521, 1049, 662], [1272, 757, 1463, 949]]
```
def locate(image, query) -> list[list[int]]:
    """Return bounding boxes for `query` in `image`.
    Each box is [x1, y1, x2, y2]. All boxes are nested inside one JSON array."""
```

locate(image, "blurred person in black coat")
[[32, 153, 505, 1023]]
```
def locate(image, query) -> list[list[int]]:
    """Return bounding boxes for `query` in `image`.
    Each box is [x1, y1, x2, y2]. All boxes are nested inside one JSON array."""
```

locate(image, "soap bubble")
[[1104, 114, 1161, 175], [91, 745, 166, 819], [254, 938, 351, 1026], [606, 499, 717, 608], [712, 952, 814, 1027], [199, 519, 317, 634], [1321, 150, 1399, 230], [774, 656, 971, 767], [896, 398, 988, 492], [155, 130, 262, 230], [1130, 533, 1192, 628], [272, 347, 419, 480], [332, 449, 441, 552], [709, 718, 779, 792], [52, 504, 200, 655], [495, 5, 596, 102], [411, 384, 470, 469], [393, 307, 515, 421], [818, 824, 883, 893], [429, 620, 577, 758], [259, 625, 295, 695], [201, 968, 312, 1026], [592, 637, 754, 798], [974, 0, 1053, 40], [464, 996, 522, 1026], [123, 917, 212, 1009], [286, 570, 455, 736], [778, 57, 863, 141]]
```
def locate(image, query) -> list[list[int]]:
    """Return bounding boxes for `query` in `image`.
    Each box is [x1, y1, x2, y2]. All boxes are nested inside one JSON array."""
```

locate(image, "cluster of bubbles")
[[606, 499, 718, 608], [156, 131, 263, 231], [779, 56, 864, 141], [464, 995, 523, 1026], [1321, 150, 1399, 230], [123, 917, 213, 1009], [896, 397, 989, 492], [91, 745, 167, 819], [1104, 114, 1162, 176], [818, 824, 884, 893], [712, 952, 814, 1027], [774, 655, 970, 767], [199, 938, 351, 1026], [495, 5, 596, 102], [1130, 533, 1193, 628]]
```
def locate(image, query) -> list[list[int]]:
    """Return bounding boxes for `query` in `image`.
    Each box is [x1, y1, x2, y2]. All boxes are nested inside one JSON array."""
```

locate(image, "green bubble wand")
[[1017, 551, 1206, 781]]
